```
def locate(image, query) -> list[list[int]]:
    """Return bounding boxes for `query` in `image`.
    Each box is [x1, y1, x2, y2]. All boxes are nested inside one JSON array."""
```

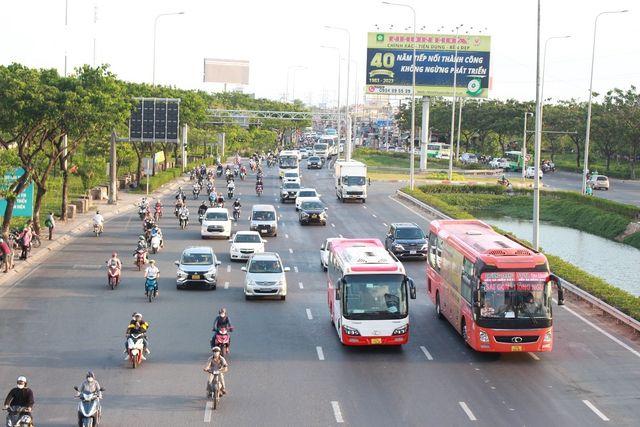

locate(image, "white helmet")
[[211, 346, 221, 354]]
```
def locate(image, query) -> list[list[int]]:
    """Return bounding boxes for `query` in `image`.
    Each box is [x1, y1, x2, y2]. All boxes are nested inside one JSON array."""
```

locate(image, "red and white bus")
[[327, 239, 417, 346], [426, 220, 557, 352]]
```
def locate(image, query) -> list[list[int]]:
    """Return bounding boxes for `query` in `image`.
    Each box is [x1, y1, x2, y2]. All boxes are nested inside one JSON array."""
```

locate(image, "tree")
[[604, 87, 640, 178]]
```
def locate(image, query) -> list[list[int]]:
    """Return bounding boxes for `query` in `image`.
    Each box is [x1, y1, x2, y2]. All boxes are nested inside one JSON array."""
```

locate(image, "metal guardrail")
[[396, 189, 640, 334]]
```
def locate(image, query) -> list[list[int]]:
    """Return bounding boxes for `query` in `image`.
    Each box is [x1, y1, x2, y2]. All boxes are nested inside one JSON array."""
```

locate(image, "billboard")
[[0, 168, 34, 217], [203, 58, 250, 85], [366, 32, 491, 98], [129, 98, 180, 143]]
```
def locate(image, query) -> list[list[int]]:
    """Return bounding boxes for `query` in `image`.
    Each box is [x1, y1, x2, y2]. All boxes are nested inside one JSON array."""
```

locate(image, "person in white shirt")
[[144, 259, 160, 296], [92, 211, 105, 234]]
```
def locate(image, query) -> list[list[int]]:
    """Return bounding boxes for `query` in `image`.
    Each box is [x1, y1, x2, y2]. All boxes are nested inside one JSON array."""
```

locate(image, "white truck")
[[334, 160, 367, 203]]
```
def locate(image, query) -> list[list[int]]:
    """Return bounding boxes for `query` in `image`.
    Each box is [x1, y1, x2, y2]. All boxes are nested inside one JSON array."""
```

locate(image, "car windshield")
[[181, 253, 214, 265], [396, 227, 423, 239], [206, 212, 228, 220], [299, 191, 316, 197], [309, 157, 320, 161], [596, 176, 607, 181], [235, 234, 261, 243], [302, 201, 324, 210], [343, 274, 408, 319], [252, 211, 275, 221], [248, 259, 282, 273], [283, 183, 300, 189], [344, 176, 366, 186]]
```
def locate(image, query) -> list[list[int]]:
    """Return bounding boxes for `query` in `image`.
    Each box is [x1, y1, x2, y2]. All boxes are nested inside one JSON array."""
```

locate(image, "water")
[[484, 218, 640, 297]]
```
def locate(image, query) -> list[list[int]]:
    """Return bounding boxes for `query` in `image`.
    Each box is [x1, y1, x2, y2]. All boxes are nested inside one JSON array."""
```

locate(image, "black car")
[[384, 223, 427, 259], [307, 156, 323, 169], [299, 200, 327, 226]]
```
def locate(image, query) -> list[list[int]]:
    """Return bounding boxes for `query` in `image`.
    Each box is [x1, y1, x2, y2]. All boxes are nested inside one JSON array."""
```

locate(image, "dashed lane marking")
[[372, 214, 377, 218], [316, 346, 325, 361], [331, 223, 335, 228], [289, 248, 293, 254], [338, 234, 343, 238], [294, 266, 299, 273], [331, 401, 344, 423], [459, 402, 477, 421], [306, 308, 313, 320], [420, 346, 434, 360], [383, 222, 388, 227], [285, 234, 289, 239], [227, 265, 231, 273], [299, 282, 304, 289], [224, 281, 229, 289], [528, 352, 540, 361], [204, 401, 213, 422], [582, 400, 609, 421]]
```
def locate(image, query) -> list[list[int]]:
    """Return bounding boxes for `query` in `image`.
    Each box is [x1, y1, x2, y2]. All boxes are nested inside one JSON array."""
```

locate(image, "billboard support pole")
[[420, 96, 429, 171], [182, 124, 188, 172], [346, 114, 352, 162], [108, 130, 117, 204]]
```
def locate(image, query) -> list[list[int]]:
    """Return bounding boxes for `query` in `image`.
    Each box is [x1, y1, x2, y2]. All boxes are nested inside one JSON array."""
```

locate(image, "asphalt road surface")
[[1, 161, 639, 426]]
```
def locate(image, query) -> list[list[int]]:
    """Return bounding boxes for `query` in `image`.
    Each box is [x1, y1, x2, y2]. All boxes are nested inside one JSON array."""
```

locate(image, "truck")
[[334, 160, 367, 203]]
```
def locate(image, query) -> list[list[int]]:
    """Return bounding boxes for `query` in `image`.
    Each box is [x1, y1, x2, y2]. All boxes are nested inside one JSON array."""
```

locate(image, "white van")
[[249, 204, 278, 237], [200, 207, 231, 239]]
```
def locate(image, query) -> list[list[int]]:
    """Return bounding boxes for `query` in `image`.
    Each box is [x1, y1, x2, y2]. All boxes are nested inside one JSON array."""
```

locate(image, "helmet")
[[211, 346, 221, 354], [112, 252, 117, 257], [86, 371, 95, 379], [139, 235, 145, 240], [133, 312, 142, 320], [16, 376, 27, 384]]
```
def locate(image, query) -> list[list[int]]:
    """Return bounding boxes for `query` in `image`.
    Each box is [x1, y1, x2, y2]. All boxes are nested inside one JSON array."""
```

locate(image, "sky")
[[1, 0, 637, 107]]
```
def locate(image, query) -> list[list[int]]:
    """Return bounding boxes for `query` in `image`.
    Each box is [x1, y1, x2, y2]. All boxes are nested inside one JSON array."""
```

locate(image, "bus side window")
[[461, 258, 474, 303], [428, 232, 438, 271], [435, 237, 443, 270]]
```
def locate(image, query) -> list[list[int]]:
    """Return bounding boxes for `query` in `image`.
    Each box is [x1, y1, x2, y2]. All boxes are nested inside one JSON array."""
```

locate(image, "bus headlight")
[[543, 331, 552, 342], [392, 325, 408, 335], [479, 331, 489, 343], [342, 325, 360, 336]]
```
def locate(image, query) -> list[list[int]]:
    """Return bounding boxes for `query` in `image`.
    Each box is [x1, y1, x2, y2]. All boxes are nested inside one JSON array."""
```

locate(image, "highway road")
[[505, 169, 640, 207], [1, 160, 639, 426]]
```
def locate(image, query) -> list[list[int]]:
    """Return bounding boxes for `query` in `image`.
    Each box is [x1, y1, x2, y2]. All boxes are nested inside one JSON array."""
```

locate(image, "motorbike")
[[150, 233, 162, 254], [3, 406, 33, 427], [227, 189, 234, 200], [212, 327, 231, 356], [127, 332, 146, 368], [198, 213, 205, 224], [232, 206, 240, 222], [93, 223, 102, 237], [205, 369, 224, 410], [179, 212, 189, 230], [239, 170, 246, 181], [193, 187, 200, 199], [216, 166, 223, 177], [174, 204, 183, 218], [135, 249, 147, 271], [106, 261, 120, 290], [74, 386, 104, 427], [256, 185, 263, 197], [138, 206, 146, 220], [145, 277, 158, 303], [153, 207, 162, 223]]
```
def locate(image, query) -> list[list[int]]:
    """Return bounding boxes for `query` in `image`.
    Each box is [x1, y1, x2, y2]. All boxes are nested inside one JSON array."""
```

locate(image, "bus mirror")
[[408, 278, 416, 299], [335, 288, 341, 300]]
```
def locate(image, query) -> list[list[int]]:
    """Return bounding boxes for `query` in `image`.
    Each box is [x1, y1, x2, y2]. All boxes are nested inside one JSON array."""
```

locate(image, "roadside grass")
[[552, 153, 635, 180]]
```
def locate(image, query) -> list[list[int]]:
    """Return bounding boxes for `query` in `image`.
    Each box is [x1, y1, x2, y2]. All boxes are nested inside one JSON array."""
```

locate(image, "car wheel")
[[281, 295, 286, 301], [210, 285, 216, 291]]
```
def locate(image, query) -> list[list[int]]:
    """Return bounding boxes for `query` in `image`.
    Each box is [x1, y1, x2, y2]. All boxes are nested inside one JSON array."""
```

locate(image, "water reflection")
[[485, 218, 640, 297]]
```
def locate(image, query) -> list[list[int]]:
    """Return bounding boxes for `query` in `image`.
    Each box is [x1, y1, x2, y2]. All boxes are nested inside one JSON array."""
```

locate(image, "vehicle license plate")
[[371, 338, 382, 344], [191, 274, 200, 280], [260, 229, 267, 233], [511, 345, 523, 352], [312, 214, 317, 218], [410, 250, 416, 254]]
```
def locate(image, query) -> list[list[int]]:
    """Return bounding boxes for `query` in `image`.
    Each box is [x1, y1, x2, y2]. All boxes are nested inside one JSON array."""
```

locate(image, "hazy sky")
[[1, 0, 637, 106]]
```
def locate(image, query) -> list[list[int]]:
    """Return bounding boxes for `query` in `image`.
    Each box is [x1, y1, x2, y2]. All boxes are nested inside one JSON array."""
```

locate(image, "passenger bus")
[[278, 150, 300, 178], [504, 151, 526, 172], [426, 220, 556, 352], [426, 142, 451, 159], [327, 239, 417, 346]]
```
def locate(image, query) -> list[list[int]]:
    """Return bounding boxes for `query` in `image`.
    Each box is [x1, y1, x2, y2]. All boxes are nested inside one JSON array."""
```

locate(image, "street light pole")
[[582, 9, 628, 194], [152, 11, 185, 86], [448, 25, 462, 181], [382, 1, 416, 190], [321, 46, 342, 150], [325, 26, 352, 160]]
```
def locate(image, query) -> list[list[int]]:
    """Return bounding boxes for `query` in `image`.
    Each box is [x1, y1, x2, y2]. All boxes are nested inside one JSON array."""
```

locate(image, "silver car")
[[242, 252, 290, 300], [175, 246, 221, 290]]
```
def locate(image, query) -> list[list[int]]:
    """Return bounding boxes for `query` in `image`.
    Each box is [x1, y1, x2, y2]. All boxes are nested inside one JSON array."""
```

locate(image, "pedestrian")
[[0, 237, 12, 273], [45, 212, 55, 240], [18, 224, 33, 260]]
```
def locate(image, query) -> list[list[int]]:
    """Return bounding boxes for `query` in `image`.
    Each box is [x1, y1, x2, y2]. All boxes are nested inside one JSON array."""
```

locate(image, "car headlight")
[[177, 269, 188, 279], [205, 268, 217, 279], [479, 330, 489, 343], [247, 279, 256, 287], [543, 331, 552, 343], [301, 212, 309, 218], [342, 325, 360, 336], [421, 244, 429, 250], [230, 245, 238, 252], [392, 325, 408, 335], [393, 244, 404, 250]]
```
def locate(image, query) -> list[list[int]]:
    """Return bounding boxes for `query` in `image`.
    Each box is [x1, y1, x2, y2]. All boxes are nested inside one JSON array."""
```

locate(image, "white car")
[[295, 188, 321, 211], [489, 158, 508, 169], [242, 252, 290, 300], [283, 171, 301, 184], [460, 153, 478, 164], [200, 207, 231, 239], [229, 231, 266, 261], [299, 148, 309, 159], [525, 166, 543, 180], [320, 237, 338, 271]]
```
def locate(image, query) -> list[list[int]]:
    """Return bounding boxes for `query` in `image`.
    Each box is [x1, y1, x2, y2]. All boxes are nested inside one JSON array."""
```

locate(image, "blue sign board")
[[0, 168, 34, 217]]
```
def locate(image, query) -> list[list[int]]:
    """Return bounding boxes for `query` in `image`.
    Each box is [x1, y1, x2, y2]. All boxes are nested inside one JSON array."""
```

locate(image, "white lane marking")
[[294, 266, 299, 273], [420, 346, 434, 360], [582, 400, 610, 421], [204, 401, 213, 422], [316, 346, 325, 361], [372, 214, 377, 218], [363, 205, 367, 209], [331, 401, 344, 423], [226, 265, 231, 273], [561, 304, 640, 359], [338, 234, 343, 238], [285, 233, 289, 239], [298, 282, 304, 289], [224, 281, 229, 289], [306, 308, 313, 320], [289, 248, 293, 254], [528, 352, 540, 361], [331, 223, 335, 228], [459, 402, 477, 421], [388, 195, 433, 222]]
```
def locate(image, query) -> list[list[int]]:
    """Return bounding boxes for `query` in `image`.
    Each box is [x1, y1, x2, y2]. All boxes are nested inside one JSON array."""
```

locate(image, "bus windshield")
[[479, 272, 551, 319], [343, 274, 407, 319], [279, 156, 298, 168]]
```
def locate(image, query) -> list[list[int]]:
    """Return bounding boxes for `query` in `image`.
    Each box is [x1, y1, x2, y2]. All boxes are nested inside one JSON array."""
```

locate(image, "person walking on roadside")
[[17, 224, 33, 260], [0, 237, 12, 273], [45, 212, 55, 240]]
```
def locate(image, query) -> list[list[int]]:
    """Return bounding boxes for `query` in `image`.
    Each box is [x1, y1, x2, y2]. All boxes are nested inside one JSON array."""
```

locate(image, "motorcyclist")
[[107, 251, 122, 280], [150, 225, 164, 248], [198, 201, 208, 216], [154, 199, 163, 215], [212, 308, 233, 335], [3, 376, 34, 419], [125, 313, 150, 359], [136, 235, 147, 252], [227, 180, 235, 195], [232, 198, 241, 211], [175, 187, 186, 201], [193, 182, 201, 194], [203, 347, 229, 395], [92, 210, 105, 234], [76, 371, 102, 398], [216, 193, 224, 208], [178, 206, 190, 225]]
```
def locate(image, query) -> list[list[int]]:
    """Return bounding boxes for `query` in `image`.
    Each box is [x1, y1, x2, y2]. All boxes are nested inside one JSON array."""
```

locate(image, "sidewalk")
[[0, 175, 190, 288]]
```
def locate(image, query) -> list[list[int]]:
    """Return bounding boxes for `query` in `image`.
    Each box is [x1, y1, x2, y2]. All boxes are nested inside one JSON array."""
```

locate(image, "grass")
[[552, 153, 636, 180]]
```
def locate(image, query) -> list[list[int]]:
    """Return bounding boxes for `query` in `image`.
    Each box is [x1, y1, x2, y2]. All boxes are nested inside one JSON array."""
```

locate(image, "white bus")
[[326, 239, 417, 346], [278, 150, 300, 178]]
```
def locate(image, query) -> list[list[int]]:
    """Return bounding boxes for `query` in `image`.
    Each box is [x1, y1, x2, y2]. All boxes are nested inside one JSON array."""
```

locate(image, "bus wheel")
[[461, 320, 470, 347], [435, 292, 444, 319]]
